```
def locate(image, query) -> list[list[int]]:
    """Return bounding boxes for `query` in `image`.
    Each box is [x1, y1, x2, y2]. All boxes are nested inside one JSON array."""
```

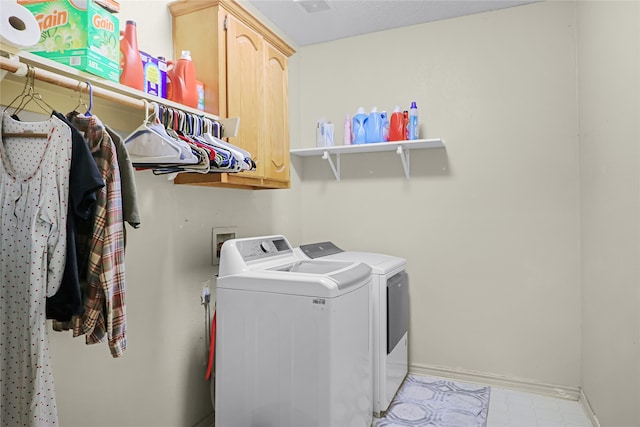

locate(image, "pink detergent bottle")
[[167, 50, 198, 108], [119, 20, 144, 91]]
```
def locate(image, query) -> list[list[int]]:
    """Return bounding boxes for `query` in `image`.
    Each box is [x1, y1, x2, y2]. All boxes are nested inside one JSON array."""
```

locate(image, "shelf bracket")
[[396, 146, 411, 179], [322, 150, 341, 181]]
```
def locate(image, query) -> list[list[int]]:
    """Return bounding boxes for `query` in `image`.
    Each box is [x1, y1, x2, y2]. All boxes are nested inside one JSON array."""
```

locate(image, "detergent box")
[[140, 51, 167, 98], [19, 0, 120, 82]]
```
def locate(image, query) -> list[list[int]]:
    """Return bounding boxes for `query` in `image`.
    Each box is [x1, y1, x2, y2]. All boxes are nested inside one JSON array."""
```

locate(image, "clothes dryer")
[[299, 241, 409, 417], [216, 235, 373, 427]]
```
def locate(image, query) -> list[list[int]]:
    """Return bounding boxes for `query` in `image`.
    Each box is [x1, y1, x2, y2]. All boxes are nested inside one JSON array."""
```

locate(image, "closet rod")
[[0, 56, 148, 112]]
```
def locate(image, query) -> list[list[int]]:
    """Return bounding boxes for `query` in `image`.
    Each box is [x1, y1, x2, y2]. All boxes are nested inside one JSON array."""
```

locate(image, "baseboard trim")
[[409, 362, 581, 401], [192, 412, 214, 427], [579, 389, 601, 427]]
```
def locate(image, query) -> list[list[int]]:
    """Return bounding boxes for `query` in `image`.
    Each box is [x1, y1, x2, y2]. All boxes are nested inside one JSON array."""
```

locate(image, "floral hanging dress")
[[0, 112, 72, 427]]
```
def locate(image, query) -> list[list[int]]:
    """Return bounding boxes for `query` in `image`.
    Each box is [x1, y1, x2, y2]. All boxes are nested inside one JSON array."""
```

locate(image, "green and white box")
[[20, 0, 120, 82]]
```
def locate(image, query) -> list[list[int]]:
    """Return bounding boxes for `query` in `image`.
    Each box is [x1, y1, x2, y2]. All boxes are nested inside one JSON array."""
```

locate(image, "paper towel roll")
[[0, 2, 41, 48]]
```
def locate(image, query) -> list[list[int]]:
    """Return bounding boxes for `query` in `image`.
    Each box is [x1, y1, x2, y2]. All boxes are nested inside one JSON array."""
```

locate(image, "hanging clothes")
[[46, 111, 105, 323], [0, 112, 73, 426], [105, 125, 140, 230], [52, 111, 127, 358]]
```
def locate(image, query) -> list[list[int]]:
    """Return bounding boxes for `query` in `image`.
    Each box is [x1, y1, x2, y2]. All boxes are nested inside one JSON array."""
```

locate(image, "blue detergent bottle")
[[365, 107, 383, 143], [407, 101, 419, 140], [381, 110, 389, 142], [352, 107, 367, 144]]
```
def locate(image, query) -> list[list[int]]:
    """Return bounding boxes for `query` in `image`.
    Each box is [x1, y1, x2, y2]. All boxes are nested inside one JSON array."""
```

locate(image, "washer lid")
[[300, 242, 406, 274], [218, 261, 372, 297], [299, 241, 344, 258], [270, 260, 351, 274]]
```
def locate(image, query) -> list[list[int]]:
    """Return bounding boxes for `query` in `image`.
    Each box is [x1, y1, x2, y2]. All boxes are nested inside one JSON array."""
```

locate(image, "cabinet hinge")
[[224, 15, 228, 30]]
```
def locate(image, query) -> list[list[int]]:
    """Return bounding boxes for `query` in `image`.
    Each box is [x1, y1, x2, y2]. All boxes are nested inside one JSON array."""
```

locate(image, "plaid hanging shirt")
[[53, 112, 127, 358]]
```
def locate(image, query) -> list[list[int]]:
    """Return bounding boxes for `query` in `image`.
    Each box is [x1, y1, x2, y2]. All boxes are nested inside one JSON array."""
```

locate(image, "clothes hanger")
[[2, 66, 50, 139], [2, 66, 31, 114], [199, 115, 253, 171], [164, 104, 197, 163], [203, 117, 223, 140], [71, 81, 93, 116], [124, 100, 197, 164], [12, 66, 55, 116], [84, 81, 93, 116]]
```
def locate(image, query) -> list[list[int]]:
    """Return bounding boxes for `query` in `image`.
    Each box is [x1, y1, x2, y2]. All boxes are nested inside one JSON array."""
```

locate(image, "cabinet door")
[[264, 43, 289, 182], [226, 15, 265, 178]]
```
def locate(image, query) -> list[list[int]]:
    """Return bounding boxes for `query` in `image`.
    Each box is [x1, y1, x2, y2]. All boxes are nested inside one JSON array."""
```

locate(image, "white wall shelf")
[[290, 138, 445, 181]]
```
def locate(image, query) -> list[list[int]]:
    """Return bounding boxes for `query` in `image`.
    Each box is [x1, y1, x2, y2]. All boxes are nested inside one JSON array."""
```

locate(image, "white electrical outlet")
[[212, 226, 237, 266]]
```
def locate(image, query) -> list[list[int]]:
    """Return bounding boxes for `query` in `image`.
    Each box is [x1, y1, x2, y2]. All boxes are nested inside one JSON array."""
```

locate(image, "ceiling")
[[245, 0, 539, 46]]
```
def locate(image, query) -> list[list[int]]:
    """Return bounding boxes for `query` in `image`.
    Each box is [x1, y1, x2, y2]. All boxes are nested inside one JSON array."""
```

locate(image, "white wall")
[[3, 0, 639, 425], [577, 1, 640, 426], [294, 1, 582, 387], [0, 1, 301, 426]]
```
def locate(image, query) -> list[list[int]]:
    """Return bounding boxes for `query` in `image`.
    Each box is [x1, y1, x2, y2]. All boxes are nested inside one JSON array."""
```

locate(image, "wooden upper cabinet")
[[264, 44, 290, 183], [226, 15, 265, 180], [169, 0, 295, 189]]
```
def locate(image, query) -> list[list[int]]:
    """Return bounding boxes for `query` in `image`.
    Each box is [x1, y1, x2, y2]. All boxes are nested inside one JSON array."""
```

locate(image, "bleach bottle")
[[365, 107, 383, 143], [352, 107, 367, 144]]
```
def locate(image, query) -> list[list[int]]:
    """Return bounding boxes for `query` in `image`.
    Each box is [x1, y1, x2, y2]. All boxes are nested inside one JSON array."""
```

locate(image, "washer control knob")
[[260, 241, 270, 253]]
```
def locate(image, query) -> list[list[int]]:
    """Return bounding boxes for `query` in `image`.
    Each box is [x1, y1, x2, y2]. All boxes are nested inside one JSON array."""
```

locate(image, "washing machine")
[[216, 235, 373, 427], [298, 241, 409, 417]]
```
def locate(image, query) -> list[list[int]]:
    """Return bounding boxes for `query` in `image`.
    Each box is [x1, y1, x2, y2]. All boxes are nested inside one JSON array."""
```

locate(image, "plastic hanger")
[[200, 117, 254, 171], [155, 105, 197, 162], [124, 100, 187, 164]]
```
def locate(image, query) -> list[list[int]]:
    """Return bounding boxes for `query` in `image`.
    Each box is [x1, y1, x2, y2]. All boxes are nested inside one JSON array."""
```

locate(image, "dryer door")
[[387, 271, 409, 354]]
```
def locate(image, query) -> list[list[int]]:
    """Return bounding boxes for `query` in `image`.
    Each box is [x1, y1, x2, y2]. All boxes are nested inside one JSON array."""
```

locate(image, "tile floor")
[[487, 387, 593, 427]]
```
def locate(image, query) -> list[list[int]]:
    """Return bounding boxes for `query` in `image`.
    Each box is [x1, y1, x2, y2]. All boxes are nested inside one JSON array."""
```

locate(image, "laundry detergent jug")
[[167, 50, 198, 108], [389, 106, 406, 141], [365, 107, 383, 143], [352, 107, 367, 145], [120, 20, 144, 91], [381, 110, 389, 142]]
